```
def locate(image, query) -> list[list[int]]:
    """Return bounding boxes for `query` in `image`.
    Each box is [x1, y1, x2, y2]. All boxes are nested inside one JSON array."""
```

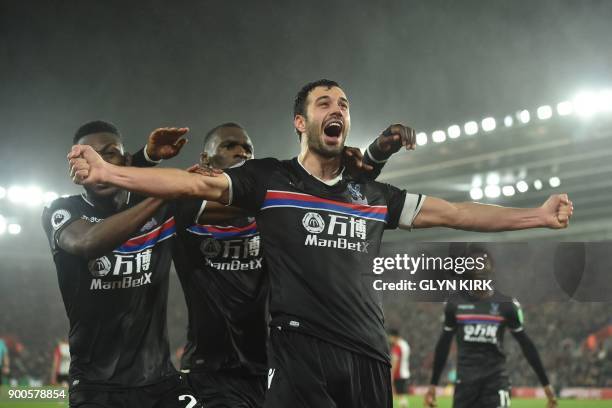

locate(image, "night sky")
[[1, 0, 611, 194]]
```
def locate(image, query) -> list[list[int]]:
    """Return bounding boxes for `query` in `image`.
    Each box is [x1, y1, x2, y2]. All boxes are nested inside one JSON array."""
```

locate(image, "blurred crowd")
[[0, 259, 610, 389]]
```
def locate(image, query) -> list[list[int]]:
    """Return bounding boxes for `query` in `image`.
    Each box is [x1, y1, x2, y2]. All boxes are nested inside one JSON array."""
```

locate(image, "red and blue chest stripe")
[[261, 190, 388, 222], [457, 314, 505, 325], [114, 217, 176, 254], [186, 221, 258, 239]]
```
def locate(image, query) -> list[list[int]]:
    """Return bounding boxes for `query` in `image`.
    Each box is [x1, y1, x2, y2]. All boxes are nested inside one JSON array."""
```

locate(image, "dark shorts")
[[69, 374, 202, 408], [393, 378, 410, 395], [264, 328, 392, 408], [453, 375, 511, 408], [186, 370, 265, 408]]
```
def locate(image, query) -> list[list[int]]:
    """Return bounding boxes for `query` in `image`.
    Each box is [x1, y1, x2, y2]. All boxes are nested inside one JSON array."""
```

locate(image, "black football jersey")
[[224, 158, 423, 363], [42, 193, 198, 387], [443, 291, 524, 383], [173, 208, 268, 375]]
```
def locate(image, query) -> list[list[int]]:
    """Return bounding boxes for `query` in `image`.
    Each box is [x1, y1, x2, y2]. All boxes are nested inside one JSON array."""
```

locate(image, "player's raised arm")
[[44, 197, 165, 259], [68, 144, 231, 203], [132, 127, 189, 167], [408, 194, 573, 231]]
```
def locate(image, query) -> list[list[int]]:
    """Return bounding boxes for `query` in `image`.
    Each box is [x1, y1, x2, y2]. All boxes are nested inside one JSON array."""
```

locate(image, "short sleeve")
[[223, 158, 275, 213], [382, 183, 425, 230], [443, 300, 458, 332], [503, 298, 524, 332], [41, 198, 82, 254], [172, 199, 207, 229]]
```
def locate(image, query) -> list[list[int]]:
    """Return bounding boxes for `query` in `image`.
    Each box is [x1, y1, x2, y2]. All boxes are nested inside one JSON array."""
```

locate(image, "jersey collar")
[[296, 156, 344, 186]]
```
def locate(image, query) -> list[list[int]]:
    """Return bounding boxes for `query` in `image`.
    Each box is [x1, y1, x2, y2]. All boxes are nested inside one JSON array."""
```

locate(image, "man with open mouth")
[[67, 79, 573, 407]]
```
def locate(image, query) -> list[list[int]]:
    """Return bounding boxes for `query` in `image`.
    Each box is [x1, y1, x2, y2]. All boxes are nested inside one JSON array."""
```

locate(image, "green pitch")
[[2, 397, 611, 407]]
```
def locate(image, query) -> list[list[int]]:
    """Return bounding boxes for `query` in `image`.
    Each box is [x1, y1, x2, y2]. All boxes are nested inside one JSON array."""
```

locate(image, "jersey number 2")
[[179, 394, 198, 408]]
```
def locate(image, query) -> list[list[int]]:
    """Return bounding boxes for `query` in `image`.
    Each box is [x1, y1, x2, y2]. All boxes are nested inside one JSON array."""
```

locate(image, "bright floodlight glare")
[[549, 177, 561, 188], [537, 105, 553, 120], [416, 132, 428, 146], [600, 89, 612, 112], [481, 117, 496, 132], [504, 115, 514, 127], [43, 191, 59, 205], [502, 185, 515, 197], [516, 180, 529, 193], [464, 121, 478, 135], [24, 186, 43, 206], [486, 172, 500, 186], [573, 91, 601, 117], [447, 125, 461, 139], [556, 101, 574, 116], [472, 175, 483, 188], [484, 185, 501, 199], [0, 186, 5, 200], [432, 130, 446, 143], [470, 187, 484, 200], [0, 215, 6, 235], [518, 110, 531, 124], [533, 179, 543, 190], [8, 224, 21, 235], [7, 186, 25, 203]]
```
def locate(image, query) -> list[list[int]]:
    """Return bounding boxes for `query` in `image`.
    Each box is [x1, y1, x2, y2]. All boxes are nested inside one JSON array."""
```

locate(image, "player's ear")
[[200, 152, 210, 167], [124, 152, 133, 166], [294, 114, 307, 137]]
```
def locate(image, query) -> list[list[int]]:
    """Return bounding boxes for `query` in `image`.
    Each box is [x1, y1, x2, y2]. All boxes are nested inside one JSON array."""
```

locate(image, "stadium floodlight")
[[537, 105, 553, 120], [556, 101, 574, 116], [574, 91, 599, 117], [0, 186, 5, 200], [502, 185, 515, 197], [481, 117, 496, 132], [504, 115, 513, 127], [8, 223, 21, 235], [7, 185, 25, 203], [416, 132, 428, 146], [516, 180, 529, 193], [533, 179, 543, 190], [472, 175, 483, 188], [484, 185, 501, 199], [43, 191, 59, 205], [549, 176, 561, 187], [447, 125, 461, 139], [24, 186, 43, 206], [469, 187, 484, 200], [0, 215, 6, 235], [464, 121, 478, 135], [600, 89, 612, 112], [432, 130, 446, 143], [518, 110, 531, 124], [486, 172, 500, 186]]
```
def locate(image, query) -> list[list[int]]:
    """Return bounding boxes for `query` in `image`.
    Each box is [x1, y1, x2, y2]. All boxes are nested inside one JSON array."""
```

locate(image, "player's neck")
[[85, 190, 130, 212], [298, 145, 343, 182]]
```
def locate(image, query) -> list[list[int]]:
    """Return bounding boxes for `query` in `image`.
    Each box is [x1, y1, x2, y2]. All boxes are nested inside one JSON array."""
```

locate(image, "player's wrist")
[[144, 144, 163, 163], [367, 140, 391, 163]]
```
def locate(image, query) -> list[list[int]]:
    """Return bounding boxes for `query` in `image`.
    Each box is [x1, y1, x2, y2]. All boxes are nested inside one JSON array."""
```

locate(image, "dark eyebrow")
[[314, 96, 331, 103], [95, 143, 120, 154], [339, 97, 349, 105]]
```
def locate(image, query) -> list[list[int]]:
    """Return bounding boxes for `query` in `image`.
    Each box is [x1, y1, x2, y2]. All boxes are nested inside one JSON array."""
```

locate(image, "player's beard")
[[304, 118, 348, 158]]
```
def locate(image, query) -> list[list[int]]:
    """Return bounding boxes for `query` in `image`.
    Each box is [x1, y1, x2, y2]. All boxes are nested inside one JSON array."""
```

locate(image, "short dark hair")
[[203, 122, 246, 152], [293, 79, 340, 136], [388, 328, 400, 337], [73, 120, 121, 145]]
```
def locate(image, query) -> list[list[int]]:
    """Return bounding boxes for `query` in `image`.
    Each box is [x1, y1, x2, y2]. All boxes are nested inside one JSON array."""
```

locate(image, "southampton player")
[[425, 246, 558, 408], [68, 80, 573, 407], [389, 329, 411, 408], [131, 122, 404, 407], [51, 338, 70, 386], [42, 121, 202, 408]]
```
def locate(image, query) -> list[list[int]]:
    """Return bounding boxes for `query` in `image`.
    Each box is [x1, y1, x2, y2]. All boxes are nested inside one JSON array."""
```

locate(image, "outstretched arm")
[[51, 197, 165, 259], [410, 194, 573, 231], [68, 145, 231, 202], [512, 330, 558, 407]]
